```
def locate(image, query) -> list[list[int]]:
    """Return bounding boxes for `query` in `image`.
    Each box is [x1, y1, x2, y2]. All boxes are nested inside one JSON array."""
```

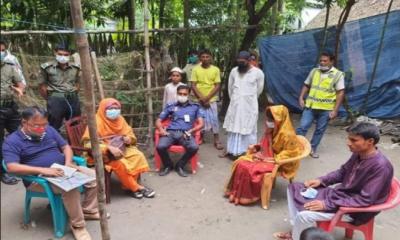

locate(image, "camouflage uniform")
[[38, 61, 81, 130], [1, 61, 23, 175]]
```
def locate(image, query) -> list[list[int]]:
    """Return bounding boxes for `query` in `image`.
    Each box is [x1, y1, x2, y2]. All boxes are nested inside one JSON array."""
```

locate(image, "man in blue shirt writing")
[[156, 85, 204, 177], [3, 106, 99, 240]]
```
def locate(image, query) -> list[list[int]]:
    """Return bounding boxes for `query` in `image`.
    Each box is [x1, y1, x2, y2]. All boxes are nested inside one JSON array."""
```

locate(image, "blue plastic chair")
[[2, 156, 87, 238]]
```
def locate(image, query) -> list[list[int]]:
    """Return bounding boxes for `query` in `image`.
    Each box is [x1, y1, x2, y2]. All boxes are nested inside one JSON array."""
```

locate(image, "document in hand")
[[43, 163, 95, 192]]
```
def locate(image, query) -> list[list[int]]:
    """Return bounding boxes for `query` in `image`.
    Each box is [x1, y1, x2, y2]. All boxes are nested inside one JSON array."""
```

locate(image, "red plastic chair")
[[65, 116, 113, 204], [154, 119, 202, 174], [317, 177, 400, 240]]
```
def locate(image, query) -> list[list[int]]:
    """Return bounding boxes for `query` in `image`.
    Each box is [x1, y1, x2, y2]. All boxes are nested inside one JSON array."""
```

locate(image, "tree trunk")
[[69, 1, 110, 239], [276, 0, 284, 35], [182, 0, 190, 66], [223, 0, 277, 115], [270, 3, 278, 35], [221, 0, 243, 117], [151, 0, 156, 46], [316, 0, 332, 63], [239, 0, 277, 51], [333, 0, 356, 122], [144, 0, 154, 155], [127, 0, 136, 49], [334, 0, 355, 65], [159, 0, 166, 29]]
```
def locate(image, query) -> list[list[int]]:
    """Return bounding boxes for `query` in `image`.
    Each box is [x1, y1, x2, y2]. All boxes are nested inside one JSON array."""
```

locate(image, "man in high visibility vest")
[[296, 51, 345, 158]]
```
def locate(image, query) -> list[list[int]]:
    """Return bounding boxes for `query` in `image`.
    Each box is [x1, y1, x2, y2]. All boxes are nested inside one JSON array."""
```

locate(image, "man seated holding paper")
[[3, 106, 98, 240], [273, 122, 394, 240]]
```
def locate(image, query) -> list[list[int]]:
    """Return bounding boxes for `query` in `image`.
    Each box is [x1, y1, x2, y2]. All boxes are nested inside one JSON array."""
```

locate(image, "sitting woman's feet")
[[140, 187, 156, 198], [131, 191, 144, 199]]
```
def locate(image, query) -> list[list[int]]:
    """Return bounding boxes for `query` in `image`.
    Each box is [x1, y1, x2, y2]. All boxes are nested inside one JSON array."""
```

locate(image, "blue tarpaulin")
[[258, 11, 400, 119]]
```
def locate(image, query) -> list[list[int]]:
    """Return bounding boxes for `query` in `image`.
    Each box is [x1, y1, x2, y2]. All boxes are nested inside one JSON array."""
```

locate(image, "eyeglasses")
[[26, 122, 48, 129]]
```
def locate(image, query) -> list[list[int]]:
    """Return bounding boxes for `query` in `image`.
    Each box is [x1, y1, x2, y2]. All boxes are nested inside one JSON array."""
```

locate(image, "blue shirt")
[[159, 101, 204, 131], [3, 126, 67, 169]]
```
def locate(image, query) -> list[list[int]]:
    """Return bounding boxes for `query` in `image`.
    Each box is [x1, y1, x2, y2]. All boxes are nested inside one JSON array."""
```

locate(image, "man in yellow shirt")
[[190, 49, 223, 150]]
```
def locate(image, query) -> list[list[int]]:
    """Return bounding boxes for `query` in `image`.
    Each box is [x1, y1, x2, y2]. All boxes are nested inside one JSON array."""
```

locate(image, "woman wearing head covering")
[[224, 105, 303, 205], [82, 98, 155, 199]]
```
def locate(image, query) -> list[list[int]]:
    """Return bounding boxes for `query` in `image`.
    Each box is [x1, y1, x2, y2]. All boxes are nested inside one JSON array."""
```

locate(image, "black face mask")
[[237, 62, 249, 73]]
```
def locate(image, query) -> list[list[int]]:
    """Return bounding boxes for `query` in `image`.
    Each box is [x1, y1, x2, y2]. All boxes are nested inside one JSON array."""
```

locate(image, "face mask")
[[237, 62, 249, 73], [177, 95, 188, 104], [27, 127, 47, 142], [106, 109, 121, 120], [56, 55, 70, 64], [0, 51, 6, 61], [266, 121, 275, 129], [319, 65, 331, 72], [188, 55, 198, 64]]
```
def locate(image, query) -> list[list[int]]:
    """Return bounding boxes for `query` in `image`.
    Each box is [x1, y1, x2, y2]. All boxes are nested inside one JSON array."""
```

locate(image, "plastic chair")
[[154, 119, 202, 174], [65, 116, 112, 204], [260, 135, 311, 209], [2, 156, 86, 238], [317, 177, 400, 240]]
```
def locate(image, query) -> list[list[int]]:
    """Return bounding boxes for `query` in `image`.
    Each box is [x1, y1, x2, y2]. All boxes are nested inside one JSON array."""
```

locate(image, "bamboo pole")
[[0, 24, 259, 35], [144, 0, 154, 155], [69, 1, 110, 239], [90, 51, 105, 99]]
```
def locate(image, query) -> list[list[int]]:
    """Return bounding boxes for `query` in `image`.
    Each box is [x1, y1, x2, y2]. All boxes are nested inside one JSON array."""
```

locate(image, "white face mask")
[[56, 55, 70, 64], [105, 109, 121, 120], [0, 51, 6, 61], [177, 95, 188, 104], [318, 65, 331, 72]]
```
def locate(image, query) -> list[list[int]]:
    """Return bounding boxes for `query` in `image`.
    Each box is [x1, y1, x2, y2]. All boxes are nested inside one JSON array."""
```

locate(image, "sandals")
[[131, 191, 144, 199], [214, 142, 224, 150], [309, 150, 319, 158], [273, 232, 293, 240], [218, 151, 230, 158], [84, 212, 111, 220], [140, 187, 156, 198], [70, 225, 92, 240], [131, 187, 156, 199]]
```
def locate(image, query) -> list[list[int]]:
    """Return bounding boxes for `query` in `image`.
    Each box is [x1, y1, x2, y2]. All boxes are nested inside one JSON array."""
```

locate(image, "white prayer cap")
[[170, 67, 184, 74]]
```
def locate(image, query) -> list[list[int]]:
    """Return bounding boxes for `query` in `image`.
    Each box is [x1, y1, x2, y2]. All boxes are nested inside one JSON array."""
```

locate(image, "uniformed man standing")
[[296, 51, 345, 158], [0, 39, 25, 184], [38, 44, 81, 131]]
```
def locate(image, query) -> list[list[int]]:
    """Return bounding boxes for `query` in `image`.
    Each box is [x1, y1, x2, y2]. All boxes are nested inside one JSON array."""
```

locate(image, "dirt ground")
[[1, 114, 399, 240]]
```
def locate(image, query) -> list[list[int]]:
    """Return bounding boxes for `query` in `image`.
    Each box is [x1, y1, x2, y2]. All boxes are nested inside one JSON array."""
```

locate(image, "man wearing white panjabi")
[[222, 51, 265, 159]]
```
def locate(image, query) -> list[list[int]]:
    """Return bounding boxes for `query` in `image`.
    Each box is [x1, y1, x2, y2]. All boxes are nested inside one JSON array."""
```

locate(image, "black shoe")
[[176, 167, 188, 177], [131, 191, 144, 199], [1, 173, 19, 185], [159, 167, 172, 176], [140, 187, 155, 198]]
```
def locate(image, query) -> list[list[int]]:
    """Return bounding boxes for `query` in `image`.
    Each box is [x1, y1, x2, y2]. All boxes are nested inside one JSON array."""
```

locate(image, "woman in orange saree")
[[82, 98, 155, 199], [224, 105, 302, 205]]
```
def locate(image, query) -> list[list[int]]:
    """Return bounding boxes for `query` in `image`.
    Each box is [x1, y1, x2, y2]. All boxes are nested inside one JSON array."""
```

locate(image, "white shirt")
[[162, 82, 184, 108], [223, 66, 265, 135]]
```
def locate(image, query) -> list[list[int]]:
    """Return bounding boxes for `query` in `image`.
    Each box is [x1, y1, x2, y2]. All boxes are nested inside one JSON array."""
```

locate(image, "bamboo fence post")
[[144, 0, 154, 155], [90, 51, 105, 100], [69, 1, 110, 239]]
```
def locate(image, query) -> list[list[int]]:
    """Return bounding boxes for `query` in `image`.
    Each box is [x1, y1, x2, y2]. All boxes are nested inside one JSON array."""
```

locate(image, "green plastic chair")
[[2, 156, 86, 238]]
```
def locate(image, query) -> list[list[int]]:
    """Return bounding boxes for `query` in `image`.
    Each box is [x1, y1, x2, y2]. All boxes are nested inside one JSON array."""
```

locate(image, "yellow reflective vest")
[[305, 67, 344, 111]]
